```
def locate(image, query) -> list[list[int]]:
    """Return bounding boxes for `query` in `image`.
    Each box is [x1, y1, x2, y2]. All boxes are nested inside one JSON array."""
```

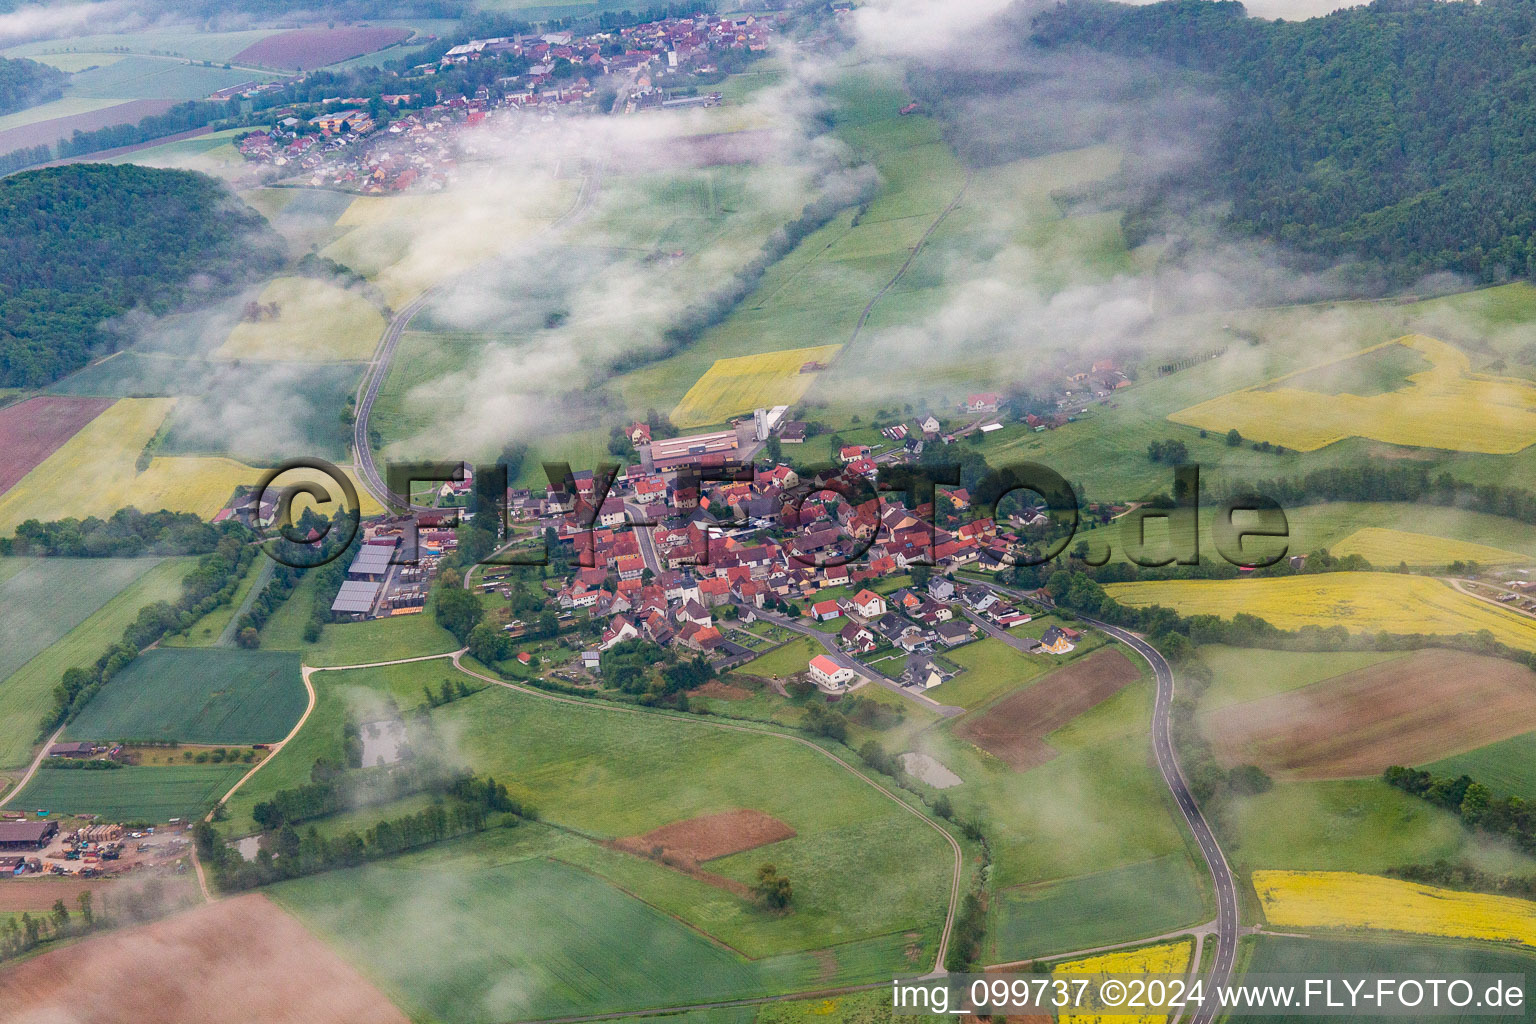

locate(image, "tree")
[[236, 626, 260, 649], [1226, 428, 1243, 447], [753, 863, 793, 909], [434, 586, 483, 643], [468, 621, 512, 664]]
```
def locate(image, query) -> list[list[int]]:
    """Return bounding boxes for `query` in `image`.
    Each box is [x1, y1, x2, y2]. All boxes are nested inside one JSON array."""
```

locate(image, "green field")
[[1224, 779, 1536, 878], [1233, 936, 1536, 1023], [988, 853, 1209, 960], [0, 557, 194, 772], [0, 557, 165, 682], [64, 648, 305, 745], [273, 825, 924, 1022], [1428, 731, 1536, 801], [737, 635, 823, 679], [931, 638, 1050, 709], [17, 764, 247, 821]]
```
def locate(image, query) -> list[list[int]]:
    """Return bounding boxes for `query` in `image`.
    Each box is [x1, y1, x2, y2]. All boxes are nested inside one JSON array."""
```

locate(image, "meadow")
[[273, 826, 924, 1022], [64, 648, 306, 745], [1233, 936, 1536, 1024], [1253, 870, 1536, 946], [1223, 779, 1536, 878], [932, 638, 1050, 710], [1104, 572, 1536, 650], [0, 558, 193, 772], [215, 276, 383, 362], [988, 854, 1208, 960], [1194, 645, 1405, 710], [737, 635, 822, 680], [1329, 527, 1529, 567], [1169, 335, 1536, 453], [17, 764, 248, 821], [672, 344, 841, 428]]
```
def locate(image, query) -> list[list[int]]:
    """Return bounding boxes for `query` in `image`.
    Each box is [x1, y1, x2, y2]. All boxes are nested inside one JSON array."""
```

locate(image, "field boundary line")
[[0, 725, 63, 809], [207, 663, 318, 825], [443, 650, 965, 976]]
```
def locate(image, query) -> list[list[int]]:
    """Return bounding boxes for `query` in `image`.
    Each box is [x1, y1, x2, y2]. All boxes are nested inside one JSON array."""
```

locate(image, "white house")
[[851, 589, 886, 618], [808, 654, 860, 690]]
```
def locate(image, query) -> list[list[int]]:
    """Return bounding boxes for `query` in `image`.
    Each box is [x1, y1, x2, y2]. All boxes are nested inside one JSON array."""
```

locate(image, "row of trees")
[[0, 893, 95, 965], [4, 508, 243, 558], [1384, 765, 1536, 855], [43, 535, 254, 732], [200, 773, 529, 891]]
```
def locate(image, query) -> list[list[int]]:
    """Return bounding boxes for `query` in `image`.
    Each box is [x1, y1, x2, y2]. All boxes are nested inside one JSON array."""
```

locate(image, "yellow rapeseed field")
[[671, 344, 842, 428], [1169, 335, 1536, 453], [216, 276, 384, 362], [1104, 572, 1536, 650], [1331, 527, 1529, 567], [1253, 870, 1536, 945], [0, 398, 381, 533], [1054, 941, 1192, 1024]]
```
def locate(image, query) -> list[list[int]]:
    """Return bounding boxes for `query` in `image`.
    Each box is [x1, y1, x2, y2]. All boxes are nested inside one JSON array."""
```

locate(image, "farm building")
[[347, 540, 397, 581], [47, 741, 94, 758], [331, 579, 383, 617], [648, 429, 740, 471], [0, 820, 57, 851], [807, 654, 860, 691]]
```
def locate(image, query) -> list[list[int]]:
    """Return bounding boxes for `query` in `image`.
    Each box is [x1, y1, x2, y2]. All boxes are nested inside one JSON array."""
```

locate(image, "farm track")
[[973, 578, 1238, 1024], [351, 165, 604, 510], [0, 725, 63, 809]]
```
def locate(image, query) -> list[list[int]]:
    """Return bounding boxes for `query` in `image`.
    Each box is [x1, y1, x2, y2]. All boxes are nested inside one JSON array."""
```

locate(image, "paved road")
[[973, 578, 1238, 1021], [351, 165, 605, 511], [745, 604, 965, 717]]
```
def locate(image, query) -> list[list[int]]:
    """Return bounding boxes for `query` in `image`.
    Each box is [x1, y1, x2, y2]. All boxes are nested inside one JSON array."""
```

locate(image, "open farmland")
[[955, 647, 1141, 769], [921, 637, 1048, 710], [1232, 936, 1536, 1024], [1253, 870, 1536, 946], [615, 809, 796, 867], [989, 854, 1207, 960], [1429, 732, 1536, 801], [215, 276, 384, 362], [0, 557, 193, 773], [0, 398, 382, 532], [1104, 573, 1536, 650], [1054, 940, 1192, 1024], [0, 558, 165, 684], [671, 344, 841, 428], [64, 648, 306, 745], [1330, 527, 1530, 566], [0, 893, 411, 1024], [1169, 335, 1536, 453], [0, 97, 175, 155], [0, 395, 112, 494], [1203, 649, 1536, 778], [232, 26, 412, 69], [17, 763, 249, 820], [273, 826, 915, 1022]]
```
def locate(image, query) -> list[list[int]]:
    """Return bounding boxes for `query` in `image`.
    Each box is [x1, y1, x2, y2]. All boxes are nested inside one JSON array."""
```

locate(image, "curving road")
[[975, 579, 1237, 1020], [351, 164, 605, 511]]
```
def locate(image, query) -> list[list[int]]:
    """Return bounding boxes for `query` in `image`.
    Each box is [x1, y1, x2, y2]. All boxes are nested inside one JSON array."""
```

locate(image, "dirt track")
[[1204, 648, 1536, 778], [955, 648, 1141, 770], [0, 893, 409, 1024]]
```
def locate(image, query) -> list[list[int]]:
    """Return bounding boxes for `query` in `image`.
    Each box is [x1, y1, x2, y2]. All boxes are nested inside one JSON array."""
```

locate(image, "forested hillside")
[[1032, 0, 1536, 282], [0, 165, 281, 387], [0, 57, 64, 117]]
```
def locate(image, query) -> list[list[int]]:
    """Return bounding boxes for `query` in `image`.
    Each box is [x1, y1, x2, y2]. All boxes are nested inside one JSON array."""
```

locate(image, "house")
[[839, 622, 876, 654], [581, 650, 601, 671], [935, 620, 975, 647], [629, 422, 652, 445], [964, 392, 1001, 414], [1038, 625, 1075, 654], [599, 615, 640, 650], [851, 589, 887, 618], [632, 475, 667, 504], [807, 654, 860, 690], [927, 577, 956, 601], [599, 498, 627, 528], [901, 654, 949, 690], [780, 421, 807, 443], [839, 444, 871, 464], [810, 598, 843, 622], [918, 414, 942, 435]]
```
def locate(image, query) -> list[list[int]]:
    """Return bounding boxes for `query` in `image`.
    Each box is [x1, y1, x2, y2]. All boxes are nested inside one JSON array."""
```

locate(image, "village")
[[230, 12, 777, 193]]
